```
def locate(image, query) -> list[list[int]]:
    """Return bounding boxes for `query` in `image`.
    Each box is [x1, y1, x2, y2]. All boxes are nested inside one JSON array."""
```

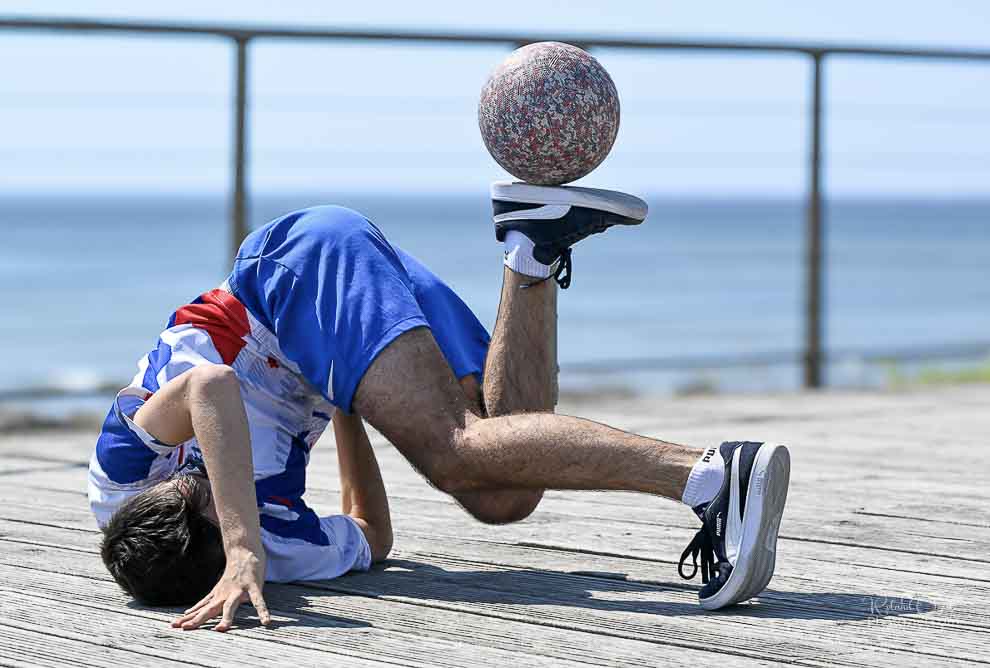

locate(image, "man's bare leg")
[[354, 185, 790, 610], [355, 185, 698, 498], [354, 326, 698, 500], [483, 267, 557, 414], [451, 268, 556, 522]]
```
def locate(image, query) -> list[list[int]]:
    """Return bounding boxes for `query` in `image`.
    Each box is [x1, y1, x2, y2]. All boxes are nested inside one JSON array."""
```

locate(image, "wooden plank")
[[3, 485, 987, 589], [0, 593, 400, 668], [4, 514, 988, 626], [8, 462, 990, 554], [2, 386, 989, 666], [7, 386, 990, 470], [0, 554, 929, 668], [0, 546, 971, 668], [0, 523, 984, 667], [0, 623, 208, 668], [6, 392, 989, 529], [0, 561, 777, 668], [8, 512, 986, 625], [5, 428, 990, 539], [6, 408, 989, 490], [7, 438, 990, 560], [0, 582, 597, 668]]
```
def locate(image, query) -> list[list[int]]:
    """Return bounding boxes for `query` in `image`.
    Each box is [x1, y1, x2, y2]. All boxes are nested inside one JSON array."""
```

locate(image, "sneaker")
[[491, 181, 648, 288], [678, 441, 791, 610]]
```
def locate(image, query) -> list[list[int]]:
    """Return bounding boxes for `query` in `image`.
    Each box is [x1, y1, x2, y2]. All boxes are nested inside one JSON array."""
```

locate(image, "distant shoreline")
[[4, 193, 987, 417], [3, 340, 987, 402], [4, 377, 989, 437]]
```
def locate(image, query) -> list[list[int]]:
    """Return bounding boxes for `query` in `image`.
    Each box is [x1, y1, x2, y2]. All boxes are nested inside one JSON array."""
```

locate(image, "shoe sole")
[[491, 180, 649, 222], [699, 443, 790, 611]]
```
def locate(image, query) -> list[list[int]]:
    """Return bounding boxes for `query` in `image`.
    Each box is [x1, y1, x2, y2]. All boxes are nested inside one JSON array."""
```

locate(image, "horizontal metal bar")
[[3, 16, 990, 60], [1, 341, 986, 401], [560, 341, 990, 375]]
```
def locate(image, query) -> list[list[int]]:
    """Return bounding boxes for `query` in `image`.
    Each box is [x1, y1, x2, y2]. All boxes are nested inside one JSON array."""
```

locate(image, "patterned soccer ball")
[[478, 41, 620, 186]]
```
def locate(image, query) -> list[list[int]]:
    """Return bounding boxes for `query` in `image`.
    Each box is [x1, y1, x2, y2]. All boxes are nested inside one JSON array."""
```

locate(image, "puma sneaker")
[[491, 181, 648, 288], [678, 441, 791, 610]]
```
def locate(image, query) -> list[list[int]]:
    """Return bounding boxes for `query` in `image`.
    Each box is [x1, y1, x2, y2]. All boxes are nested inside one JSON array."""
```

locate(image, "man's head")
[[100, 473, 225, 606]]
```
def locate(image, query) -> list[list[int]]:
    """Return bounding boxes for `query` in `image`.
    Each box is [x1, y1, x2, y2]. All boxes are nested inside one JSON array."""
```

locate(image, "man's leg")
[[482, 267, 558, 414], [355, 318, 795, 612], [451, 267, 556, 523], [355, 184, 790, 610], [353, 326, 697, 500], [355, 185, 696, 499]]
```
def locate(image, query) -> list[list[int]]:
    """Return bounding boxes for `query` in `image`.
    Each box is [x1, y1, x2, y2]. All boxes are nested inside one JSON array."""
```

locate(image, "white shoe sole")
[[699, 443, 790, 611], [491, 180, 648, 221]]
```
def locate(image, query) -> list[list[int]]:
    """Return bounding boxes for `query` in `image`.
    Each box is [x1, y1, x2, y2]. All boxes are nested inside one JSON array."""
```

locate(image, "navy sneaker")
[[491, 181, 648, 288], [679, 441, 791, 610]]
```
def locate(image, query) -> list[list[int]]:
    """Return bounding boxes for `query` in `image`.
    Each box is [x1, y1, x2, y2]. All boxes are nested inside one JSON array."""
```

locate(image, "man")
[[91, 182, 791, 631]]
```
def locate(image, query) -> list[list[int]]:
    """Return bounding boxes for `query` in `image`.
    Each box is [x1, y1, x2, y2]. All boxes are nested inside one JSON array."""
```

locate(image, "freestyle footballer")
[[91, 182, 790, 630]]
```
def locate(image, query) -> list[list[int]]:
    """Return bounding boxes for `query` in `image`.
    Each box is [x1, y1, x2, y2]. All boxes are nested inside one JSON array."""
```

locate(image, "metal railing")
[[3, 15, 990, 389]]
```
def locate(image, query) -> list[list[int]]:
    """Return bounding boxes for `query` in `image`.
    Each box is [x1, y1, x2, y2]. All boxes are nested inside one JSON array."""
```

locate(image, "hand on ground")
[[171, 546, 271, 632]]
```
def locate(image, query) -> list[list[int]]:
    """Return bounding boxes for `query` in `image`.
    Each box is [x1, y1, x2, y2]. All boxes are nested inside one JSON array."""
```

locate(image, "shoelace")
[[519, 247, 573, 290], [678, 526, 716, 583], [553, 248, 572, 289]]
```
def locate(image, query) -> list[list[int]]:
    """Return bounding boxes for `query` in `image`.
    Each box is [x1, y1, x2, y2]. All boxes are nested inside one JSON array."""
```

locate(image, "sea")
[[1, 192, 988, 416]]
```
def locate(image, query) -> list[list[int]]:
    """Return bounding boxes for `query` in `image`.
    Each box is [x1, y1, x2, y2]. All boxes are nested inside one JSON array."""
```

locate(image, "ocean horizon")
[[2, 191, 988, 414]]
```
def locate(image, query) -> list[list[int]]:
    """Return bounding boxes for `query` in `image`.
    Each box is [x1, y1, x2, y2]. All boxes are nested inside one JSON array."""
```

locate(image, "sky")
[[1, 1, 989, 197]]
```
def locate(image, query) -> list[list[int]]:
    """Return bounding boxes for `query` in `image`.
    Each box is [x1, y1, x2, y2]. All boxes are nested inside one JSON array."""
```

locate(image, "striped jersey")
[[89, 207, 490, 583]]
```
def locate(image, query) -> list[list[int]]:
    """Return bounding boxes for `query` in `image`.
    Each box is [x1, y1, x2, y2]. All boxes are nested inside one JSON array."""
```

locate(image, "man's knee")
[[420, 423, 480, 495], [422, 415, 526, 495], [455, 490, 544, 525]]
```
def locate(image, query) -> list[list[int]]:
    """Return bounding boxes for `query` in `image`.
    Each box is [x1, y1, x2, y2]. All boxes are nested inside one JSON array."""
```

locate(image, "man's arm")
[[332, 411, 393, 562], [132, 364, 271, 632]]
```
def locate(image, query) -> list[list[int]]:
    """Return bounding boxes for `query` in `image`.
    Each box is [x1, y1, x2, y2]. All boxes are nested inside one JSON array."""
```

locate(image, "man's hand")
[[134, 365, 273, 632], [171, 543, 271, 632]]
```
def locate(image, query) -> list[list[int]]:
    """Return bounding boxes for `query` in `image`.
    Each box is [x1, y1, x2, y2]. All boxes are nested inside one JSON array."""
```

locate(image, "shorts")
[[227, 205, 490, 412]]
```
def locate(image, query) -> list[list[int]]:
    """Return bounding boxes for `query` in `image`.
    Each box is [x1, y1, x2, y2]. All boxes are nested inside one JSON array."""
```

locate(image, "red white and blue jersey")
[[89, 206, 491, 582]]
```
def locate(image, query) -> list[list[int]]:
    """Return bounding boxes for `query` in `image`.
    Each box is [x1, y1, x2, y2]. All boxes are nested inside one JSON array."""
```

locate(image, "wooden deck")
[[1, 385, 989, 667]]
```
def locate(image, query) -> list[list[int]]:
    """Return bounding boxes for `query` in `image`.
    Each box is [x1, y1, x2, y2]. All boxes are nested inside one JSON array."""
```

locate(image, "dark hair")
[[101, 475, 225, 606]]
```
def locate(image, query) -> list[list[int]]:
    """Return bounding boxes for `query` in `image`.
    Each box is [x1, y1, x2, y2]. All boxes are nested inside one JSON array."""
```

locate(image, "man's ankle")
[[681, 446, 725, 508], [503, 230, 553, 279]]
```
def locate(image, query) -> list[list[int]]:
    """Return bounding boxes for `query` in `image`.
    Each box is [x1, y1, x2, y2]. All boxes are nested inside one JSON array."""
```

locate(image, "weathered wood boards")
[[1, 386, 988, 666]]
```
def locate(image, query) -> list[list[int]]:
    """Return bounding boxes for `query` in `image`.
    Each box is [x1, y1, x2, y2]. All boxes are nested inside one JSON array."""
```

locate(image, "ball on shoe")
[[478, 41, 620, 186]]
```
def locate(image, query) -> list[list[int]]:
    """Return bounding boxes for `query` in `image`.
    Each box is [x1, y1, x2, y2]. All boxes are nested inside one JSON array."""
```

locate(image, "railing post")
[[230, 36, 250, 261], [803, 52, 825, 388]]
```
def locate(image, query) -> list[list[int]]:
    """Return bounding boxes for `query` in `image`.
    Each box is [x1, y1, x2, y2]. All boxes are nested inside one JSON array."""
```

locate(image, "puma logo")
[[702, 448, 717, 464], [715, 512, 723, 537], [754, 470, 767, 496]]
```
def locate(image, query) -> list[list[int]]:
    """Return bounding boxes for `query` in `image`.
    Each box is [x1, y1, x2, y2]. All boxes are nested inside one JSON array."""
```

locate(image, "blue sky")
[[1, 1, 989, 196]]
